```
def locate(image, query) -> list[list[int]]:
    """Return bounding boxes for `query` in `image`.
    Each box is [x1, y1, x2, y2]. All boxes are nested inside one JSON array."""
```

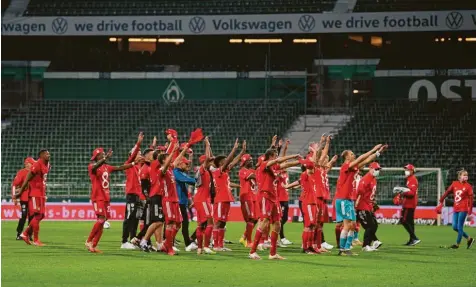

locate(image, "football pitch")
[[2, 221, 475, 287]]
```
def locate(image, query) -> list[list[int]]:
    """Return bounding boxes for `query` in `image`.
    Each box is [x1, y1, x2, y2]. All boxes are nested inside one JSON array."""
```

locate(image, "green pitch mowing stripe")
[[1, 221, 474, 287]]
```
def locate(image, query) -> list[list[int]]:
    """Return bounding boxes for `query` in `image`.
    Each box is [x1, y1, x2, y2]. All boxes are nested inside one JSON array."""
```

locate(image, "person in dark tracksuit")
[[13, 157, 36, 240], [174, 158, 197, 251]]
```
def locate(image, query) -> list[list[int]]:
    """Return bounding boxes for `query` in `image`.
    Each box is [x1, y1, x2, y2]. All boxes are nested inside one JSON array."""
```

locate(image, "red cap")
[[369, 162, 381, 170], [404, 164, 415, 171], [240, 154, 252, 167], [181, 157, 191, 165], [165, 129, 178, 138], [256, 155, 265, 167], [24, 157, 36, 165], [299, 159, 314, 169], [90, 148, 104, 161]]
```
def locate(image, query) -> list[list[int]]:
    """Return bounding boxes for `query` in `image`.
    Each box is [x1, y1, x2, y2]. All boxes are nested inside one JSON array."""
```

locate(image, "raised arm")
[[92, 149, 112, 174], [325, 155, 339, 171], [125, 132, 144, 164], [173, 143, 190, 168], [228, 141, 247, 170], [284, 180, 300, 190], [281, 139, 290, 157], [270, 135, 278, 149], [349, 144, 383, 169], [160, 145, 179, 174], [150, 136, 157, 149], [318, 136, 331, 166], [279, 160, 301, 170], [221, 139, 239, 172], [267, 154, 300, 167], [357, 144, 388, 169]]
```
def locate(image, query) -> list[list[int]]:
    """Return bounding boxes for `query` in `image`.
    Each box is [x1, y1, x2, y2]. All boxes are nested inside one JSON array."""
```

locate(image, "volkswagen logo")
[[445, 12, 463, 30], [51, 17, 68, 34], [189, 17, 206, 34], [298, 15, 315, 32]]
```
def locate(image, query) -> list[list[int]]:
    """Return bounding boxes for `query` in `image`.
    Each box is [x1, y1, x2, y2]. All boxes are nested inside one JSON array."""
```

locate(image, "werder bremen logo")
[[162, 80, 185, 104]]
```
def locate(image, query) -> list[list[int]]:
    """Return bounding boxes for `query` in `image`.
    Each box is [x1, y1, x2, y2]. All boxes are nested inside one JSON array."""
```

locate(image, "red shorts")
[[302, 203, 317, 227], [163, 200, 182, 224], [240, 199, 256, 222], [195, 201, 213, 223], [254, 201, 260, 220], [93, 200, 111, 218], [258, 197, 281, 223], [29, 196, 45, 216], [214, 202, 231, 223]]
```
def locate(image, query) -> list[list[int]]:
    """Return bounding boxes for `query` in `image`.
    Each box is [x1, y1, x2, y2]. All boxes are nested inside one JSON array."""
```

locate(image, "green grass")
[[2, 221, 475, 287]]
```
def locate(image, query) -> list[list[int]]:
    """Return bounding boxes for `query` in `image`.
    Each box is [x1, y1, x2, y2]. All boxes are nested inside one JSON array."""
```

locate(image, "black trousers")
[[122, 194, 141, 243], [279, 201, 289, 239], [357, 210, 379, 247], [400, 208, 418, 241], [16, 201, 31, 235], [179, 204, 192, 246]]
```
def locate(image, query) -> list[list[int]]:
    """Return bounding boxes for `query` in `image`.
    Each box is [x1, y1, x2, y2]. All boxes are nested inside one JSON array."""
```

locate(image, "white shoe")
[[281, 238, 293, 245], [221, 247, 232, 252], [321, 242, 334, 250], [269, 254, 286, 260], [120, 242, 136, 250], [172, 246, 180, 252], [257, 244, 264, 251], [277, 241, 287, 248], [185, 242, 198, 252], [249, 252, 261, 260], [203, 247, 216, 254], [372, 240, 383, 249], [362, 246, 376, 252]]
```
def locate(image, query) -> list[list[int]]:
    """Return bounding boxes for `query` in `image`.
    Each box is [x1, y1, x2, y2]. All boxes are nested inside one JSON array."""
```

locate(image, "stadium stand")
[[1, 99, 303, 198], [329, 99, 476, 187], [355, 0, 476, 12], [24, 0, 337, 16]]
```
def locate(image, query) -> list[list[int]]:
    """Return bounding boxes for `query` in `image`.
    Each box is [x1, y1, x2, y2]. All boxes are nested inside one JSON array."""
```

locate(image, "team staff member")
[[393, 164, 421, 246], [174, 155, 197, 252], [12, 157, 36, 240]]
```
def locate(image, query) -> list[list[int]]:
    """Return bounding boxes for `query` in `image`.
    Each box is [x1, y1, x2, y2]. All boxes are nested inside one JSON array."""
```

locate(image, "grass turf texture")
[[2, 221, 475, 287]]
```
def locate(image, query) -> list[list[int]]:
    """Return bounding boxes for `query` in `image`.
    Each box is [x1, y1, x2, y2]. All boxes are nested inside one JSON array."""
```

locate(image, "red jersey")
[[161, 168, 178, 202], [166, 139, 180, 161], [212, 168, 234, 203], [149, 160, 162, 197], [313, 167, 325, 198], [29, 160, 50, 197], [138, 164, 150, 200], [351, 172, 363, 201], [356, 172, 377, 211], [299, 172, 317, 204], [322, 169, 331, 200], [258, 161, 279, 203], [277, 171, 289, 202], [194, 165, 211, 203], [239, 168, 255, 201], [440, 181, 473, 213], [335, 162, 358, 200], [13, 169, 29, 202], [402, 175, 418, 209], [93, 164, 115, 202], [124, 141, 141, 196]]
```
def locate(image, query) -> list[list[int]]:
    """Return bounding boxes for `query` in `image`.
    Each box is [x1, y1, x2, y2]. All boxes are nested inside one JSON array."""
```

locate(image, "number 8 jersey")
[[440, 181, 474, 213], [88, 164, 114, 202]]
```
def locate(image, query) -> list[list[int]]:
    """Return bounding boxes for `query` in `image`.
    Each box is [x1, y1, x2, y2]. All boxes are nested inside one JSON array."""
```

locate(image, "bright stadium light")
[[353, 89, 359, 94], [244, 39, 282, 44], [158, 38, 185, 43], [128, 38, 157, 42], [458, 37, 463, 42], [293, 39, 317, 44], [465, 37, 476, 42], [229, 39, 243, 43], [109, 37, 117, 42]]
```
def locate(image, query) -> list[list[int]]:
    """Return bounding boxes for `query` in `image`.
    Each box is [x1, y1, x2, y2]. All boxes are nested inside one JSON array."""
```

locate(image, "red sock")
[[308, 231, 314, 250], [270, 230, 278, 256], [172, 226, 179, 241], [165, 228, 173, 252], [302, 230, 308, 250], [245, 222, 254, 244], [32, 219, 40, 241], [250, 228, 262, 253], [92, 225, 104, 248], [260, 228, 266, 244], [317, 227, 323, 249], [196, 227, 204, 249], [213, 228, 218, 247], [218, 229, 225, 248], [87, 221, 102, 242], [204, 226, 213, 247], [335, 225, 342, 248]]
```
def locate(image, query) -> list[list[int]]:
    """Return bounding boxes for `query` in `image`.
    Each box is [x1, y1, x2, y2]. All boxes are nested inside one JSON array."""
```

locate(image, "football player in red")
[[249, 148, 300, 260], [393, 164, 421, 246], [86, 133, 142, 253], [15, 150, 51, 246], [278, 139, 293, 246], [238, 154, 258, 248], [351, 168, 364, 247], [165, 128, 180, 160], [437, 169, 474, 249], [12, 157, 36, 240], [121, 134, 143, 249], [356, 162, 382, 252], [194, 137, 216, 255], [319, 154, 338, 250], [335, 144, 386, 256], [212, 139, 246, 251]]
